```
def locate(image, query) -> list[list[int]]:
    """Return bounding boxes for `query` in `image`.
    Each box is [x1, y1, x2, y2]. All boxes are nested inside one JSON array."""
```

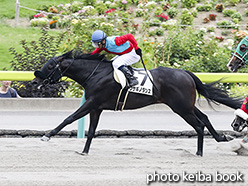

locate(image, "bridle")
[[232, 109, 248, 132], [232, 46, 248, 66], [44, 58, 63, 84], [230, 36, 248, 69], [233, 116, 248, 129], [35, 57, 74, 87], [35, 56, 102, 88]]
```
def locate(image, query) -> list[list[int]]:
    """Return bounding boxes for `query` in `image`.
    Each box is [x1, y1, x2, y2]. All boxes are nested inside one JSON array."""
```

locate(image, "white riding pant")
[[112, 49, 140, 69]]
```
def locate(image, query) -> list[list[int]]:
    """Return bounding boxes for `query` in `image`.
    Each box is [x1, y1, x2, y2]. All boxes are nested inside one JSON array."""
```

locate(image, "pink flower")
[[156, 13, 169, 20], [57, 4, 64, 8], [209, 14, 217, 21], [33, 13, 44, 18], [78, 9, 86, 14], [122, 0, 127, 4], [215, 36, 224, 42], [105, 9, 115, 14], [133, 24, 139, 29]]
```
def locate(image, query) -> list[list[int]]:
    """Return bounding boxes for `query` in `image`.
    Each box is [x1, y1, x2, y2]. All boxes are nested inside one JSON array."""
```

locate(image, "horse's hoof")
[[225, 135, 234, 141], [196, 152, 203, 157], [75, 151, 88, 156], [41, 135, 50, 141]]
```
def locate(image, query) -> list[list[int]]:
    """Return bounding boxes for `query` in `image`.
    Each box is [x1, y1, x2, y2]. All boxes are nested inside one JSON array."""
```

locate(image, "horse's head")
[[32, 56, 64, 88], [31, 50, 74, 88], [227, 36, 248, 72], [231, 109, 248, 132], [32, 50, 109, 89]]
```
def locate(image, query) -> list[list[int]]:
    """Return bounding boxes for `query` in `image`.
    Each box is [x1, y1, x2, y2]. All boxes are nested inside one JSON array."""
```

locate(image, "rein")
[[140, 55, 158, 91], [61, 58, 75, 76], [59, 58, 75, 82], [81, 60, 102, 87], [40, 56, 103, 88]]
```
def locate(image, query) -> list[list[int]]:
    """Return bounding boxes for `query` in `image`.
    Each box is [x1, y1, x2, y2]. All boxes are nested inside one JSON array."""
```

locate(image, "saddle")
[[113, 66, 153, 111], [114, 66, 153, 93]]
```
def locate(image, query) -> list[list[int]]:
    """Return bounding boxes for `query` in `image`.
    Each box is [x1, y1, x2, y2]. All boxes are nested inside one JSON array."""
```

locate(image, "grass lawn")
[[0, 0, 70, 70], [0, 23, 63, 70], [0, 23, 41, 70], [0, 0, 70, 18]]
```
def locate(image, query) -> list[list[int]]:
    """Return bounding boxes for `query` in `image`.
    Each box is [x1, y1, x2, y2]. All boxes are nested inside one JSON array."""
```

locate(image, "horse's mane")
[[61, 50, 110, 62]]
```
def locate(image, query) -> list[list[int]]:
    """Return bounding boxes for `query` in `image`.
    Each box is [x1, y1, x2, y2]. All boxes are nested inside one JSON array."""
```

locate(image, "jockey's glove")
[[135, 48, 142, 57]]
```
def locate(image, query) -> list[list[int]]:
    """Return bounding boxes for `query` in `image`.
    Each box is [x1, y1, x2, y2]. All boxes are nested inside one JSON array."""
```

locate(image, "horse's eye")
[[240, 44, 247, 52], [48, 64, 54, 70]]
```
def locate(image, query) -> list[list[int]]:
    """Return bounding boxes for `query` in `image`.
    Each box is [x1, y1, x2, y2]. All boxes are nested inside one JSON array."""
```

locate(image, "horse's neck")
[[62, 59, 112, 86]]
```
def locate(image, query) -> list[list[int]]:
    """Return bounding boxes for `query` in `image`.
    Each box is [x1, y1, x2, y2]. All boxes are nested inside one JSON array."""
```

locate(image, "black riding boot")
[[118, 66, 138, 87]]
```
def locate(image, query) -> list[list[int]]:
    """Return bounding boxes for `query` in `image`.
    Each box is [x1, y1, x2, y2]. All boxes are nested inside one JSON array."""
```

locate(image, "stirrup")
[[128, 78, 138, 87]]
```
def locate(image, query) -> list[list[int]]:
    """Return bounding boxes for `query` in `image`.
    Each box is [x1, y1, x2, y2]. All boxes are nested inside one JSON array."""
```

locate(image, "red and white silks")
[[235, 96, 248, 120]]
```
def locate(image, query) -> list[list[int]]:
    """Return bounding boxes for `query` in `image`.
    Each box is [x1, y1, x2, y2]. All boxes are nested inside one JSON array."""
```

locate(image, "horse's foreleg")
[[82, 109, 103, 155], [42, 99, 94, 140]]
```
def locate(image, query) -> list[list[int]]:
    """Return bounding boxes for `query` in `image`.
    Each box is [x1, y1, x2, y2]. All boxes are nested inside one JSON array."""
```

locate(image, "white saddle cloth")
[[113, 68, 153, 96]]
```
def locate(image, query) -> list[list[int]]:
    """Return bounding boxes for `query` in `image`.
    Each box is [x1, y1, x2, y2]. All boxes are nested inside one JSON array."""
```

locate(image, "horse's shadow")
[[232, 142, 248, 156]]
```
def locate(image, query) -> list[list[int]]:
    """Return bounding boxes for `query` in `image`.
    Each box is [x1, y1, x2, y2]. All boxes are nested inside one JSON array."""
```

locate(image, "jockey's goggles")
[[92, 39, 106, 48], [92, 41, 101, 48]]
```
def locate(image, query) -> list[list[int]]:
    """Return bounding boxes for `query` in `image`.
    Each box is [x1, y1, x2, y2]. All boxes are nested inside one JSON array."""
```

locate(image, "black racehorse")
[[32, 50, 242, 156], [227, 35, 248, 135]]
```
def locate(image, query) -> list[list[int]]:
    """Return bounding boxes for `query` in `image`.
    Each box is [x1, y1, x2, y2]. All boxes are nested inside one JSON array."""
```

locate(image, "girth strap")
[[115, 88, 129, 111]]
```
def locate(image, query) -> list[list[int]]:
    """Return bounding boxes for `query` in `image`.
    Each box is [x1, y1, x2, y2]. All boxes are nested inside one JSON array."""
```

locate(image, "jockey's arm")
[[115, 34, 139, 50], [91, 48, 103, 55]]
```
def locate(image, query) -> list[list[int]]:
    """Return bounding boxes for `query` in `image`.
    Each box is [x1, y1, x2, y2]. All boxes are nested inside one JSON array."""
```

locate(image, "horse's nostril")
[[233, 123, 239, 127]]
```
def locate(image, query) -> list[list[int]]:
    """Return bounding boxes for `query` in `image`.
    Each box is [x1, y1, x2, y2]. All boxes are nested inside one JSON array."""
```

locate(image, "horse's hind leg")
[[194, 107, 230, 142], [177, 111, 205, 156]]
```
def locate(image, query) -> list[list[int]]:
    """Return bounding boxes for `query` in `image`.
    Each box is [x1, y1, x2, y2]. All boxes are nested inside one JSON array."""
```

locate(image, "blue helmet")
[[91, 30, 107, 42]]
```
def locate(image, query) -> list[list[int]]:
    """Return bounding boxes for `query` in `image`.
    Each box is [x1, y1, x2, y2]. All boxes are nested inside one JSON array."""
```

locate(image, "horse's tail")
[[185, 70, 242, 109]]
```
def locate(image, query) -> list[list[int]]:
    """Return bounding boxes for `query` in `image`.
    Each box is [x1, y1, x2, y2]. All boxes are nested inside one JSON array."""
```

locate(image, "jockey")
[[91, 30, 142, 87], [234, 96, 248, 143]]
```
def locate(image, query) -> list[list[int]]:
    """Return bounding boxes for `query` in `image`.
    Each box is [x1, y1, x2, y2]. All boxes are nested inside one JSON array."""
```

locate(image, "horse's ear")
[[61, 50, 73, 58], [34, 70, 45, 79], [57, 56, 64, 62]]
